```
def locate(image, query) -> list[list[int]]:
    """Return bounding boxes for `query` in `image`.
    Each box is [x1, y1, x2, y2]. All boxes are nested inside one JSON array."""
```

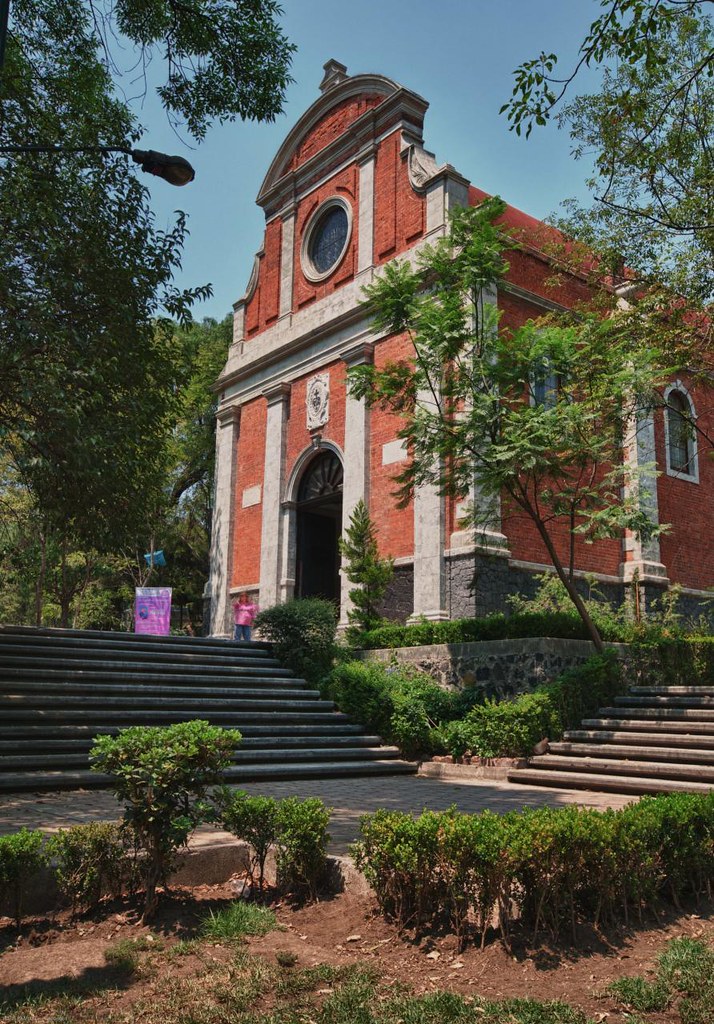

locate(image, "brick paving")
[[0, 775, 634, 855]]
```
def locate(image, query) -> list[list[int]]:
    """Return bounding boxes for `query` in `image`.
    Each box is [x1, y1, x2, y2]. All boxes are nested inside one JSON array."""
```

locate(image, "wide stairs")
[[509, 683, 714, 795], [0, 625, 416, 792]]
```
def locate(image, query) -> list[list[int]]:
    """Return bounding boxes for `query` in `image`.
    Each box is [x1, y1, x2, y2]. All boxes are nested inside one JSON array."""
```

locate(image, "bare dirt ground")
[[1, 880, 712, 1023]]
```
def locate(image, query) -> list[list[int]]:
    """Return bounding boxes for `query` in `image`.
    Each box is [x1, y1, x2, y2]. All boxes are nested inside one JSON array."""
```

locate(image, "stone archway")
[[295, 451, 343, 603]]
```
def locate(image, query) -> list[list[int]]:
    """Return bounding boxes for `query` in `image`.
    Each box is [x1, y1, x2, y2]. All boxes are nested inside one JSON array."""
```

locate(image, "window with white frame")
[[531, 358, 560, 409], [664, 382, 698, 482]]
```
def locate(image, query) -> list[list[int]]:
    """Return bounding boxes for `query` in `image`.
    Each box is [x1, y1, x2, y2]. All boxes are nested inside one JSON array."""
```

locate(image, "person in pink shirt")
[[233, 592, 258, 642]]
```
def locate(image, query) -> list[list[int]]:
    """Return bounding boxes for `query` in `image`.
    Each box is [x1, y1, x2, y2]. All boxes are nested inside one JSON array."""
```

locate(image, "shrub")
[[325, 659, 460, 757], [275, 796, 331, 900], [352, 793, 714, 948], [435, 653, 624, 759], [0, 828, 45, 928], [212, 787, 279, 892], [48, 821, 135, 913], [214, 790, 331, 902], [91, 720, 239, 919], [255, 598, 337, 685]]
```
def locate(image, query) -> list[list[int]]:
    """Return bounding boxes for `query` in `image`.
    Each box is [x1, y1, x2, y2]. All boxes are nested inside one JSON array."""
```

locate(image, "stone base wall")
[[364, 637, 628, 699]]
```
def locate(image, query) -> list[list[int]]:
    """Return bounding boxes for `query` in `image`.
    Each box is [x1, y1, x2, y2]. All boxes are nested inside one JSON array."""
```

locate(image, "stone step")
[[0, 694, 330, 712], [564, 729, 714, 749], [548, 741, 714, 764], [0, 652, 284, 676], [0, 758, 418, 792], [597, 707, 714, 721], [581, 718, 714, 734], [615, 695, 714, 708], [0, 709, 350, 724], [528, 753, 714, 782], [0, 641, 278, 668], [0, 745, 402, 771], [0, 722, 366, 738], [0, 624, 270, 652], [0, 733, 384, 753], [0, 679, 305, 698], [0, 665, 297, 684], [630, 686, 714, 696], [507, 767, 714, 795]]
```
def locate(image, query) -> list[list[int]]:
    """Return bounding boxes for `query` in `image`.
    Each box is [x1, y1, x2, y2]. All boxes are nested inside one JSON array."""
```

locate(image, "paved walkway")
[[0, 776, 634, 855]]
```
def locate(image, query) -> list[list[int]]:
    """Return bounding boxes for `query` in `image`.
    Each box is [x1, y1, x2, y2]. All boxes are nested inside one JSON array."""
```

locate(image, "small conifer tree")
[[339, 500, 394, 639]]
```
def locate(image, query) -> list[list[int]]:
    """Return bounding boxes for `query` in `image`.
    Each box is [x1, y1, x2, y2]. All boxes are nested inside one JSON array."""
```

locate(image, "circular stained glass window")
[[302, 198, 352, 282]]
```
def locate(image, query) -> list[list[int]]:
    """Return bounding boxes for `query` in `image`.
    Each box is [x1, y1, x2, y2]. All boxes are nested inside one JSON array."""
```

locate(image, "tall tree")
[[502, 2, 714, 299], [0, 2, 293, 554], [339, 499, 394, 639], [349, 199, 683, 651]]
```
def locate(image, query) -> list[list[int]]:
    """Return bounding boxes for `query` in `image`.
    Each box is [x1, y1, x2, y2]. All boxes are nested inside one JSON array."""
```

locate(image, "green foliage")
[[1, 0, 291, 583], [212, 788, 279, 892], [0, 828, 45, 929], [360, 609, 627, 650], [325, 659, 460, 758], [275, 797, 331, 900], [339, 499, 394, 640], [213, 790, 331, 902], [353, 793, 714, 947], [353, 197, 679, 650], [606, 975, 670, 1012], [255, 598, 338, 685], [48, 821, 135, 913], [440, 692, 559, 759], [90, 721, 238, 918], [200, 901, 276, 942], [609, 936, 714, 1022], [104, 936, 155, 975]]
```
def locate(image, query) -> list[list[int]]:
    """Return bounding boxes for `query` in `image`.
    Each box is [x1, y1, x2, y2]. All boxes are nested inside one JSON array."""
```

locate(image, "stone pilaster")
[[259, 383, 291, 609], [409, 384, 448, 622], [339, 342, 374, 625], [279, 209, 296, 318], [357, 153, 375, 273], [209, 405, 240, 637]]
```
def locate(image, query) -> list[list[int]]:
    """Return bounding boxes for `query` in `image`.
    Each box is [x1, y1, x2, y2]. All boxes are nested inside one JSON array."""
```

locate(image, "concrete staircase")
[[0, 625, 416, 791], [509, 684, 714, 795]]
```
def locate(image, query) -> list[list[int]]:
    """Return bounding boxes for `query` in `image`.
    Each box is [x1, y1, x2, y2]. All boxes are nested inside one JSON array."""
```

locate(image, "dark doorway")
[[295, 452, 343, 604]]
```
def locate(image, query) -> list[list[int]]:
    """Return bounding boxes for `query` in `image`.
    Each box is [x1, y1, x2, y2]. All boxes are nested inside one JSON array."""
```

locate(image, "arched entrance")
[[295, 451, 343, 603]]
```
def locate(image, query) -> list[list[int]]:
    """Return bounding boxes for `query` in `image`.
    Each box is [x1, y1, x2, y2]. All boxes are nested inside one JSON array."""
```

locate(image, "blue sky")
[[134, 0, 603, 322]]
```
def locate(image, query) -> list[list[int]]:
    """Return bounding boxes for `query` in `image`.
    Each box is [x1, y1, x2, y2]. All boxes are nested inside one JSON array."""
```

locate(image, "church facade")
[[208, 61, 713, 637]]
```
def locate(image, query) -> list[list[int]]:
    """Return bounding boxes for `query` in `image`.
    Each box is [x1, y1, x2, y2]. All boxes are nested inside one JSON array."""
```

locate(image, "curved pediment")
[[256, 64, 427, 211]]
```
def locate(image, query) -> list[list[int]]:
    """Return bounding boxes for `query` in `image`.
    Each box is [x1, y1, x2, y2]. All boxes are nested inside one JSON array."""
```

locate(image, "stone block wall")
[[363, 637, 628, 699]]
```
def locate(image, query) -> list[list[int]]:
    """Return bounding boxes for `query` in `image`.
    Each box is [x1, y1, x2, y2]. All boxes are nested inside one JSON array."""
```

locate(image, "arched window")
[[665, 384, 698, 481]]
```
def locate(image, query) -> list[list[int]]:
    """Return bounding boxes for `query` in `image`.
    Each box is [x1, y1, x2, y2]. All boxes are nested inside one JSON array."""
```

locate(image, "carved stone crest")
[[407, 145, 440, 191], [306, 373, 329, 431]]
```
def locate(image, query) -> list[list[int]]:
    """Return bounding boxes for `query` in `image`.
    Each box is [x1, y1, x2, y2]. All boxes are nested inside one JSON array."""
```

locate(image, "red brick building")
[[208, 61, 713, 635]]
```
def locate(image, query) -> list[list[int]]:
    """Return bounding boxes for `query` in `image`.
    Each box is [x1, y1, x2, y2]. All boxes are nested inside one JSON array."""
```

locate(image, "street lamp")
[[0, 144, 195, 186]]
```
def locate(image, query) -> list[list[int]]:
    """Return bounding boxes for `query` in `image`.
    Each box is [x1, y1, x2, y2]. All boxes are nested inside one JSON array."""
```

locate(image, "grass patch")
[[606, 975, 669, 1012], [199, 901, 276, 942], [607, 936, 714, 1022], [104, 936, 156, 974]]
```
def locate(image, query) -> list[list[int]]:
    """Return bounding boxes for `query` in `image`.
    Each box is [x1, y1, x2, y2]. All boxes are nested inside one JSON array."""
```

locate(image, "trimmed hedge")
[[352, 792, 714, 948], [359, 610, 616, 650]]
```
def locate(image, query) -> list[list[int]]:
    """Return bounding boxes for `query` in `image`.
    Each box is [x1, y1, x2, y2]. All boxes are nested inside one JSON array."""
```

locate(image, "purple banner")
[[134, 587, 172, 636]]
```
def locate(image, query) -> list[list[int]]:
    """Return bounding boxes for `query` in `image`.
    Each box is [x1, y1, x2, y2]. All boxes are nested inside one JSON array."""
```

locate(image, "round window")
[[302, 198, 352, 282]]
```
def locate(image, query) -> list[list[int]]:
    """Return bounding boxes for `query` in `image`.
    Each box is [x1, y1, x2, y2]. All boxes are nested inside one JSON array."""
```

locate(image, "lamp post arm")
[[0, 144, 195, 186]]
